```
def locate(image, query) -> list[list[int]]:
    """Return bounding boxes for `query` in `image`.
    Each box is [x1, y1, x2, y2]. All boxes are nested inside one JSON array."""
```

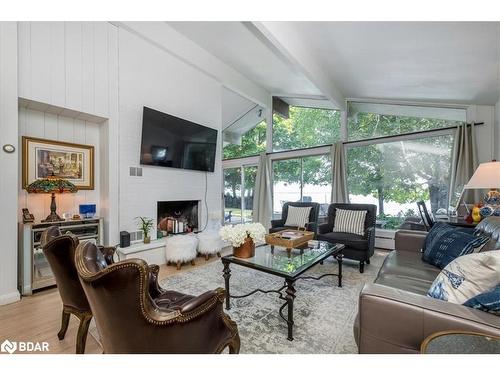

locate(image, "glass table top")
[[222, 241, 342, 278], [422, 332, 500, 354]]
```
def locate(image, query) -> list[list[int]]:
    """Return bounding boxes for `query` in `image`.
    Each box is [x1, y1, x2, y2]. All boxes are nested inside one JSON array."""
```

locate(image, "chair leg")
[[205, 254, 209, 261], [366, 258, 370, 265], [359, 261, 365, 273], [217, 252, 221, 258], [75, 314, 92, 354], [176, 261, 181, 270], [57, 309, 71, 340], [190, 259, 196, 266]]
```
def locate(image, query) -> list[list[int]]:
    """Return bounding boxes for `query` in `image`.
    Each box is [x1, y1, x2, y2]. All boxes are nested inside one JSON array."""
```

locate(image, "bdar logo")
[[1, 339, 17, 354]]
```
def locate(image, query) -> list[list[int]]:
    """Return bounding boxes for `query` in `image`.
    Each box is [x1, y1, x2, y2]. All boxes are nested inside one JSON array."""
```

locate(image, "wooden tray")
[[265, 229, 314, 251]]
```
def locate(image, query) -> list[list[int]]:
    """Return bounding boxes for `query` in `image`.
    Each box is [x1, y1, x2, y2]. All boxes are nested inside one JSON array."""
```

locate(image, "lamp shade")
[[27, 177, 78, 194], [465, 161, 500, 189]]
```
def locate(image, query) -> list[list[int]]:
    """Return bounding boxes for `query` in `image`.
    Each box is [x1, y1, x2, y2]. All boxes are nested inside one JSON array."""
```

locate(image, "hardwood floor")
[[0, 251, 229, 354]]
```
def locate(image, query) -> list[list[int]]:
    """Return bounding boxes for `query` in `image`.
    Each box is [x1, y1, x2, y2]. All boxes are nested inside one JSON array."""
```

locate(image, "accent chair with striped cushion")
[[317, 203, 377, 273], [270, 202, 320, 235]]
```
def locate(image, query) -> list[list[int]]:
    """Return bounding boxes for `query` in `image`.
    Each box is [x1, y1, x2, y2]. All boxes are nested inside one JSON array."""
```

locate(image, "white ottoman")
[[197, 230, 223, 260], [165, 234, 198, 270]]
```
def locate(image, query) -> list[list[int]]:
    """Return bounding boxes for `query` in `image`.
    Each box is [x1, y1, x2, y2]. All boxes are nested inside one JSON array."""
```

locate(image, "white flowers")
[[219, 222, 266, 247]]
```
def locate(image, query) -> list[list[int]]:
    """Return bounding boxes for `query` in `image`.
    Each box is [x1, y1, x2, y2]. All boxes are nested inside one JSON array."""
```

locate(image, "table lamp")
[[464, 160, 500, 206], [26, 175, 78, 222]]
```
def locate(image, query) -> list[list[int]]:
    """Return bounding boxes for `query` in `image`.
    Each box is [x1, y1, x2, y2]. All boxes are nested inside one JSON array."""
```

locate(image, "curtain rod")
[[342, 122, 484, 145], [263, 122, 484, 156]]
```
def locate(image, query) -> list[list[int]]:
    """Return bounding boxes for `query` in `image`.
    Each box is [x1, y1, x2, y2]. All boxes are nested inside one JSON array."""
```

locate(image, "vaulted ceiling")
[[169, 21, 500, 109]]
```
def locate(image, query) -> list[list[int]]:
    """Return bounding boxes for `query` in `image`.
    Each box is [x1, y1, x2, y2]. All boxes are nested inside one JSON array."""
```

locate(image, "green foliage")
[[223, 121, 267, 160], [136, 216, 154, 237]]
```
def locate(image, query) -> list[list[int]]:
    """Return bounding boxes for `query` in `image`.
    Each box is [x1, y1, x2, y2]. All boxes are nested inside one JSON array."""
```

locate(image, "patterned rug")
[[160, 250, 387, 354]]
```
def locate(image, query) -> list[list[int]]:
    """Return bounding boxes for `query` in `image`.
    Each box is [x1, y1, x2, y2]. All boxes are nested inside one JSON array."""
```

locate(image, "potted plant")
[[219, 223, 266, 258], [136, 216, 154, 244]]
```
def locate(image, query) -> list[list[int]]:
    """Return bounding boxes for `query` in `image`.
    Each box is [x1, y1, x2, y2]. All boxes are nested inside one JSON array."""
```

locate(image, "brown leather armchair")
[[41, 226, 115, 354], [75, 241, 240, 354]]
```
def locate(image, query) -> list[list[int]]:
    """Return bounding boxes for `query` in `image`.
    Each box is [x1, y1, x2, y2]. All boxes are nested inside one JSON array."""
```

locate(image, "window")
[[223, 166, 257, 224], [346, 134, 454, 229], [272, 155, 332, 218], [347, 102, 466, 141], [223, 120, 266, 160], [272, 106, 341, 152]]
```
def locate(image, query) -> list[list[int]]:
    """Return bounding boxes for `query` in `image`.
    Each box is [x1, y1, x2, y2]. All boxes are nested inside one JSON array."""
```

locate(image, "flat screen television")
[[140, 107, 218, 172]]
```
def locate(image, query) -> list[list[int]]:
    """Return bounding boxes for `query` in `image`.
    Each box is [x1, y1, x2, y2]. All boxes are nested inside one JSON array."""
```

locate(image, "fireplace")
[[157, 200, 199, 235]]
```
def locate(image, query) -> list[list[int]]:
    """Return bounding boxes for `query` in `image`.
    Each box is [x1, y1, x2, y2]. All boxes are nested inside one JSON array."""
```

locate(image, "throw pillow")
[[333, 209, 367, 236], [422, 222, 489, 269], [284, 206, 312, 228], [463, 285, 500, 315], [427, 250, 500, 304]]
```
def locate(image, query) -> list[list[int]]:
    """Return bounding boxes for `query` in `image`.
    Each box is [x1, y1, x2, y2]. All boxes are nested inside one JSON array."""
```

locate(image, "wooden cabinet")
[[18, 218, 103, 295]]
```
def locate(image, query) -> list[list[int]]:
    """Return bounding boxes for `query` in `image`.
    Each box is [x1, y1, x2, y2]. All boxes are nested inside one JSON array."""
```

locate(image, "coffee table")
[[221, 241, 344, 341]]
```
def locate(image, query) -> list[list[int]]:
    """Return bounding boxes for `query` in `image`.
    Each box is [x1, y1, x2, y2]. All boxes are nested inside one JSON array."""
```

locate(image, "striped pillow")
[[333, 209, 367, 236], [284, 206, 312, 228]]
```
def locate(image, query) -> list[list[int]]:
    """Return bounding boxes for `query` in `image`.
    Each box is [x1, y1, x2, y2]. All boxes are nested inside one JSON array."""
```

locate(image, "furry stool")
[[197, 231, 223, 261], [165, 234, 198, 270]]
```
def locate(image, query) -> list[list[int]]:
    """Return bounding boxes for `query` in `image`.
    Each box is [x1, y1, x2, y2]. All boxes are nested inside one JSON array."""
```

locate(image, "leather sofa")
[[354, 217, 500, 353]]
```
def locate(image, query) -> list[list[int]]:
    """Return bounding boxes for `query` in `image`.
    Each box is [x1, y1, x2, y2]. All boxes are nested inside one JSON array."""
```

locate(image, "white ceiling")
[[168, 22, 322, 97], [170, 21, 500, 107]]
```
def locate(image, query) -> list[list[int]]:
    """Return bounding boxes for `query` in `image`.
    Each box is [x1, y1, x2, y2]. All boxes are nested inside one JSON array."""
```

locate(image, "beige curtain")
[[331, 142, 349, 203], [252, 152, 273, 229], [448, 122, 479, 209]]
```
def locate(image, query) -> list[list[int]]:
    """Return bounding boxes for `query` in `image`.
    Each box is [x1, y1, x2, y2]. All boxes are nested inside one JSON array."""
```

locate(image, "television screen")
[[140, 107, 218, 172]]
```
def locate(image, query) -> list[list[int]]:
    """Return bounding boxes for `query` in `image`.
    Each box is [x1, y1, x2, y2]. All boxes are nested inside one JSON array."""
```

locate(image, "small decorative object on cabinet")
[[472, 205, 482, 223], [136, 216, 154, 244], [219, 223, 266, 259], [21, 208, 34, 223], [18, 217, 103, 295], [79, 204, 96, 218]]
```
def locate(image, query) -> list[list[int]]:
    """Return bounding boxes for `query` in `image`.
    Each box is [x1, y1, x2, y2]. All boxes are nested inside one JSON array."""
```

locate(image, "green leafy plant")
[[136, 216, 154, 239]]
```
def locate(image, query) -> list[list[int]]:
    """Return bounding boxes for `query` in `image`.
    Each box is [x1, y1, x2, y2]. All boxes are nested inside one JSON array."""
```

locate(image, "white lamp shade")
[[465, 161, 500, 189]]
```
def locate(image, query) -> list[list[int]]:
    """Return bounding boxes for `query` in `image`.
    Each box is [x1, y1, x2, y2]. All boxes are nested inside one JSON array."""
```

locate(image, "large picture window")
[[347, 134, 454, 229], [223, 166, 257, 224], [273, 106, 341, 152], [223, 120, 266, 160], [347, 102, 466, 141], [272, 155, 332, 218]]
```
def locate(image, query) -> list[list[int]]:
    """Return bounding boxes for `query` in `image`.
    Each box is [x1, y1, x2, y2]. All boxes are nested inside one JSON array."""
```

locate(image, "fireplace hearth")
[[157, 200, 199, 235]]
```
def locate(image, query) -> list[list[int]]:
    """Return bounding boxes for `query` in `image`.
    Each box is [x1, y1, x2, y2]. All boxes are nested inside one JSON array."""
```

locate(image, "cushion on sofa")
[[427, 250, 500, 304], [377, 250, 441, 283], [463, 285, 500, 315], [422, 222, 489, 269]]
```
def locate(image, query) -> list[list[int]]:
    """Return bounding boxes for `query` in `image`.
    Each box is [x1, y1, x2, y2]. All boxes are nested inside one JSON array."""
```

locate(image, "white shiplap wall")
[[18, 22, 111, 117], [18, 107, 101, 222]]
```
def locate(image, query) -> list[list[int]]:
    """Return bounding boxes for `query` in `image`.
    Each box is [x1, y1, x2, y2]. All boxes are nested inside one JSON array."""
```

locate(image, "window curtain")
[[252, 152, 273, 229], [331, 142, 349, 203], [448, 122, 479, 208]]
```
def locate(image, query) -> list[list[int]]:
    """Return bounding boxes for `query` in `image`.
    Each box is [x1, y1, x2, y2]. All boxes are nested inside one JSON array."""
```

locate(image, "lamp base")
[[42, 212, 64, 223], [41, 192, 64, 223]]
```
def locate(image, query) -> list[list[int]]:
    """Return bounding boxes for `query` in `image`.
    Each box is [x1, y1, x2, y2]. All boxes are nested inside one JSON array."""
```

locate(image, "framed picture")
[[22, 136, 94, 190]]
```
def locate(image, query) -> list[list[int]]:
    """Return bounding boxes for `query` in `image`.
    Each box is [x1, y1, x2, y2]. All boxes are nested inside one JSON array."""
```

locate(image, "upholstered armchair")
[[75, 241, 240, 354], [270, 202, 320, 234], [317, 203, 377, 273], [40, 226, 116, 354]]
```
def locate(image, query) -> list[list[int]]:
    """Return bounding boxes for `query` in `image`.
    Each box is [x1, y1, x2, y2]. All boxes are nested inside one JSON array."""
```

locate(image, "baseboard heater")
[[374, 229, 395, 250]]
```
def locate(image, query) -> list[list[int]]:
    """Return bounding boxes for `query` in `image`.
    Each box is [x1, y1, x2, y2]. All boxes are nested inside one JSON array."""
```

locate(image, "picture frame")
[[22, 136, 94, 190]]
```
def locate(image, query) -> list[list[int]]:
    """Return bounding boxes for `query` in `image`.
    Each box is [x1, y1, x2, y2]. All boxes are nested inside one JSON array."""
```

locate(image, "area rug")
[[160, 250, 387, 354]]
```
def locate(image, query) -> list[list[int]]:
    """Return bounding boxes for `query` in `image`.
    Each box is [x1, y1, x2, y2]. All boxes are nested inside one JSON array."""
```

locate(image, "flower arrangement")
[[219, 222, 266, 248]]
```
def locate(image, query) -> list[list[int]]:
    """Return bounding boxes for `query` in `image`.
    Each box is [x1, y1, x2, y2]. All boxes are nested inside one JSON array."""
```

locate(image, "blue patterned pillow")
[[463, 285, 500, 315], [422, 222, 489, 269]]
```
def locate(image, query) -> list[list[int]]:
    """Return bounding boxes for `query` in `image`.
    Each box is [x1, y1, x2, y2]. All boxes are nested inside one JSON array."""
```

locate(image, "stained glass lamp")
[[26, 176, 78, 222]]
